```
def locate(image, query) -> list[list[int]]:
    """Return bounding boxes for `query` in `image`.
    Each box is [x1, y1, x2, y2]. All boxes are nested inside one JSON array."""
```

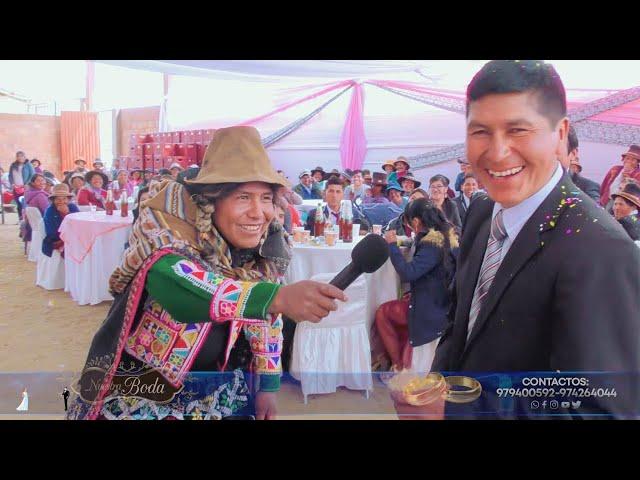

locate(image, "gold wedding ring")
[[401, 372, 447, 406], [444, 376, 482, 404]]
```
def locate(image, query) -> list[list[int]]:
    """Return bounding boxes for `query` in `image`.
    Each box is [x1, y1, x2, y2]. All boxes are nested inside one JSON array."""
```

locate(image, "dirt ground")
[[0, 212, 397, 419]]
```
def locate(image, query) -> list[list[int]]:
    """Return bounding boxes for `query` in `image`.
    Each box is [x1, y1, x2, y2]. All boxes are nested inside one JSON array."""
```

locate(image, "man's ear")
[[555, 117, 570, 159]]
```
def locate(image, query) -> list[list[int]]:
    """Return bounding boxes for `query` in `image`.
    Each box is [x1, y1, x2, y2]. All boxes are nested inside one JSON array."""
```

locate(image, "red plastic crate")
[[162, 143, 176, 157], [174, 143, 186, 157], [133, 144, 145, 158], [153, 156, 164, 172], [202, 129, 215, 143], [182, 131, 193, 144], [184, 143, 200, 163], [130, 157, 144, 170], [196, 144, 206, 163], [170, 131, 182, 143]]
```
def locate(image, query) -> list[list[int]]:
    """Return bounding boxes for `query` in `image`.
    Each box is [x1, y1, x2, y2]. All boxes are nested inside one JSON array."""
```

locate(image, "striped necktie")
[[467, 209, 508, 341]]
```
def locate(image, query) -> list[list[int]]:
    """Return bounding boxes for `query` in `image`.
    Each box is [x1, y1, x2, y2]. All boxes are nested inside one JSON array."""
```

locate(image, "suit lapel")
[[449, 197, 493, 368], [462, 174, 575, 356]]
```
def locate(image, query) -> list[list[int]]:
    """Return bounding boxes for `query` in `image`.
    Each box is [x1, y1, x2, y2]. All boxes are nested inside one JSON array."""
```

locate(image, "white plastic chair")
[[25, 207, 44, 262], [36, 220, 65, 290], [291, 272, 373, 403]]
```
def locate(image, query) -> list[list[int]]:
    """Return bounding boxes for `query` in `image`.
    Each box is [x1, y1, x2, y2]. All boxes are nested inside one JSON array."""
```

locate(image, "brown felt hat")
[[185, 126, 287, 187]]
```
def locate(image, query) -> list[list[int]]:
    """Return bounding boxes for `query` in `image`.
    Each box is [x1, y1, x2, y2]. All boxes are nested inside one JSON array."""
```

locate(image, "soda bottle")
[[120, 193, 129, 217], [105, 188, 115, 216], [342, 201, 353, 243], [314, 203, 325, 237]]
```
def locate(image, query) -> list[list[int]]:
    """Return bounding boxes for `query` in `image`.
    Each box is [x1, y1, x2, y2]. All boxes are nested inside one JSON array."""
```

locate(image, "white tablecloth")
[[285, 235, 400, 334], [59, 211, 133, 306]]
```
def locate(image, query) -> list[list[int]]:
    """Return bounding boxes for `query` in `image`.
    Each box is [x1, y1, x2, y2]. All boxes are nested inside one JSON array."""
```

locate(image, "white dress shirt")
[[492, 162, 564, 262]]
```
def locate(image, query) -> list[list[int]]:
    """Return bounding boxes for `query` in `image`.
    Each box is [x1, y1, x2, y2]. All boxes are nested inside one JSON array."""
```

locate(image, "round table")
[[285, 235, 401, 334], [59, 211, 133, 305]]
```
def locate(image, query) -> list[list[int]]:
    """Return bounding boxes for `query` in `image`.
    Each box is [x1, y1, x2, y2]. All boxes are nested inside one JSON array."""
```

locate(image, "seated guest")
[[132, 186, 150, 223], [409, 188, 428, 201], [110, 158, 122, 181], [77, 170, 109, 209], [141, 169, 154, 188], [157, 168, 173, 182], [428, 174, 462, 231], [454, 159, 472, 195], [93, 159, 106, 173], [362, 170, 373, 186], [618, 215, 640, 242], [310, 167, 328, 192], [364, 172, 391, 204], [304, 177, 369, 233], [43, 176, 56, 194], [130, 169, 143, 187], [344, 170, 371, 202], [339, 171, 352, 189], [393, 156, 411, 180], [453, 172, 485, 225], [611, 182, 640, 221], [276, 185, 302, 233], [73, 158, 88, 174], [376, 198, 458, 372], [30, 158, 43, 174], [25, 174, 50, 215], [42, 184, 79, 258], [382, 160, 396, 183], [110, 170, 134, 201], [67, 172, 86, 201], [400, 172, 421, 195], [386, 182, 408, 209], [600, 144, 640, 207], [383, 201, 413, 237], [169, 162, 184, 180], [293, 170, 322, 200]]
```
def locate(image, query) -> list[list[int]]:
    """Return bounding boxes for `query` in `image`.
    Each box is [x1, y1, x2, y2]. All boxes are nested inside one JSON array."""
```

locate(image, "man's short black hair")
[[325, 176, 344, 189], [463, 172, 477, 181], [466, 60, 567, 127], [568, 125, 579, 154], [430, 174, 449, 186]]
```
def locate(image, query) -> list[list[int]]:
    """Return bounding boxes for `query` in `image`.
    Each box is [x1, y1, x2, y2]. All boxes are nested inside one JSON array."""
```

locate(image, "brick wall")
[[0, 113, 62, 178], [117, 106, 160, 157]]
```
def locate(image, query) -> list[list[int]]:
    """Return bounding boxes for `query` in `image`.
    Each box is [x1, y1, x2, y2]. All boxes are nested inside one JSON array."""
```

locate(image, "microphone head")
[[351, 234, 390, 273]]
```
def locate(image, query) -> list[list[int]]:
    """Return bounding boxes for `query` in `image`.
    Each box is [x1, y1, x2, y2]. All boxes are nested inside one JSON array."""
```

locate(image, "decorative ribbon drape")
[[262, 85, 353, 147], [340, 82, 367, 171], [60, 111, 100, 173], [239, 80, 354, 126]]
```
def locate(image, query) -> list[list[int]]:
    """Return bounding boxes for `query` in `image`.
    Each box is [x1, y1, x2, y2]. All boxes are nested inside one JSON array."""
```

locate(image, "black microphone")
[[329, 234, 390, 290]]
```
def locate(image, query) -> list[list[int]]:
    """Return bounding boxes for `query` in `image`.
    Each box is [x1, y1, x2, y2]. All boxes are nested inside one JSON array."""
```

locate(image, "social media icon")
[[571, 400, 582, 409], [550, 400, 559, 409], [541, 400, 547, 409], [561, 401, 570, 409], [530, 401, 540, 409]]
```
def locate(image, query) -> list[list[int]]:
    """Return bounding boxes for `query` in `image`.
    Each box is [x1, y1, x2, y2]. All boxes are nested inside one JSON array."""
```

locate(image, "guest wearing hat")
[[30, 158, 43, 174], [68, 125, 347, 420], [344, 171, 370, 202], [611, 182, 640, 221], [363, 171, 373, 186], [409, 188, 428, 202], [382, 160, 396, 175], [141, 169, 154, 188], [339, 171, 352, 187], [74, 158, 88, 174], [77, 170, 109, 209], [169, 162, 184, 180], [399, 172, 421, 195], [454, 158, 472, 195], [42, 183, 79, 258], [67, 172, 86, 201], [386, 181, 408, 209], [600, 145, 640, 207], [364, 172, 391, 204], [43, 175, 57, 194], [129, 169, 143, 187], [110, 170, 134, 201], [93, 159, 105, 173], [394, 157, 410, 180], [310, 166, 328, 186], [293, 170, 322, 200]]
